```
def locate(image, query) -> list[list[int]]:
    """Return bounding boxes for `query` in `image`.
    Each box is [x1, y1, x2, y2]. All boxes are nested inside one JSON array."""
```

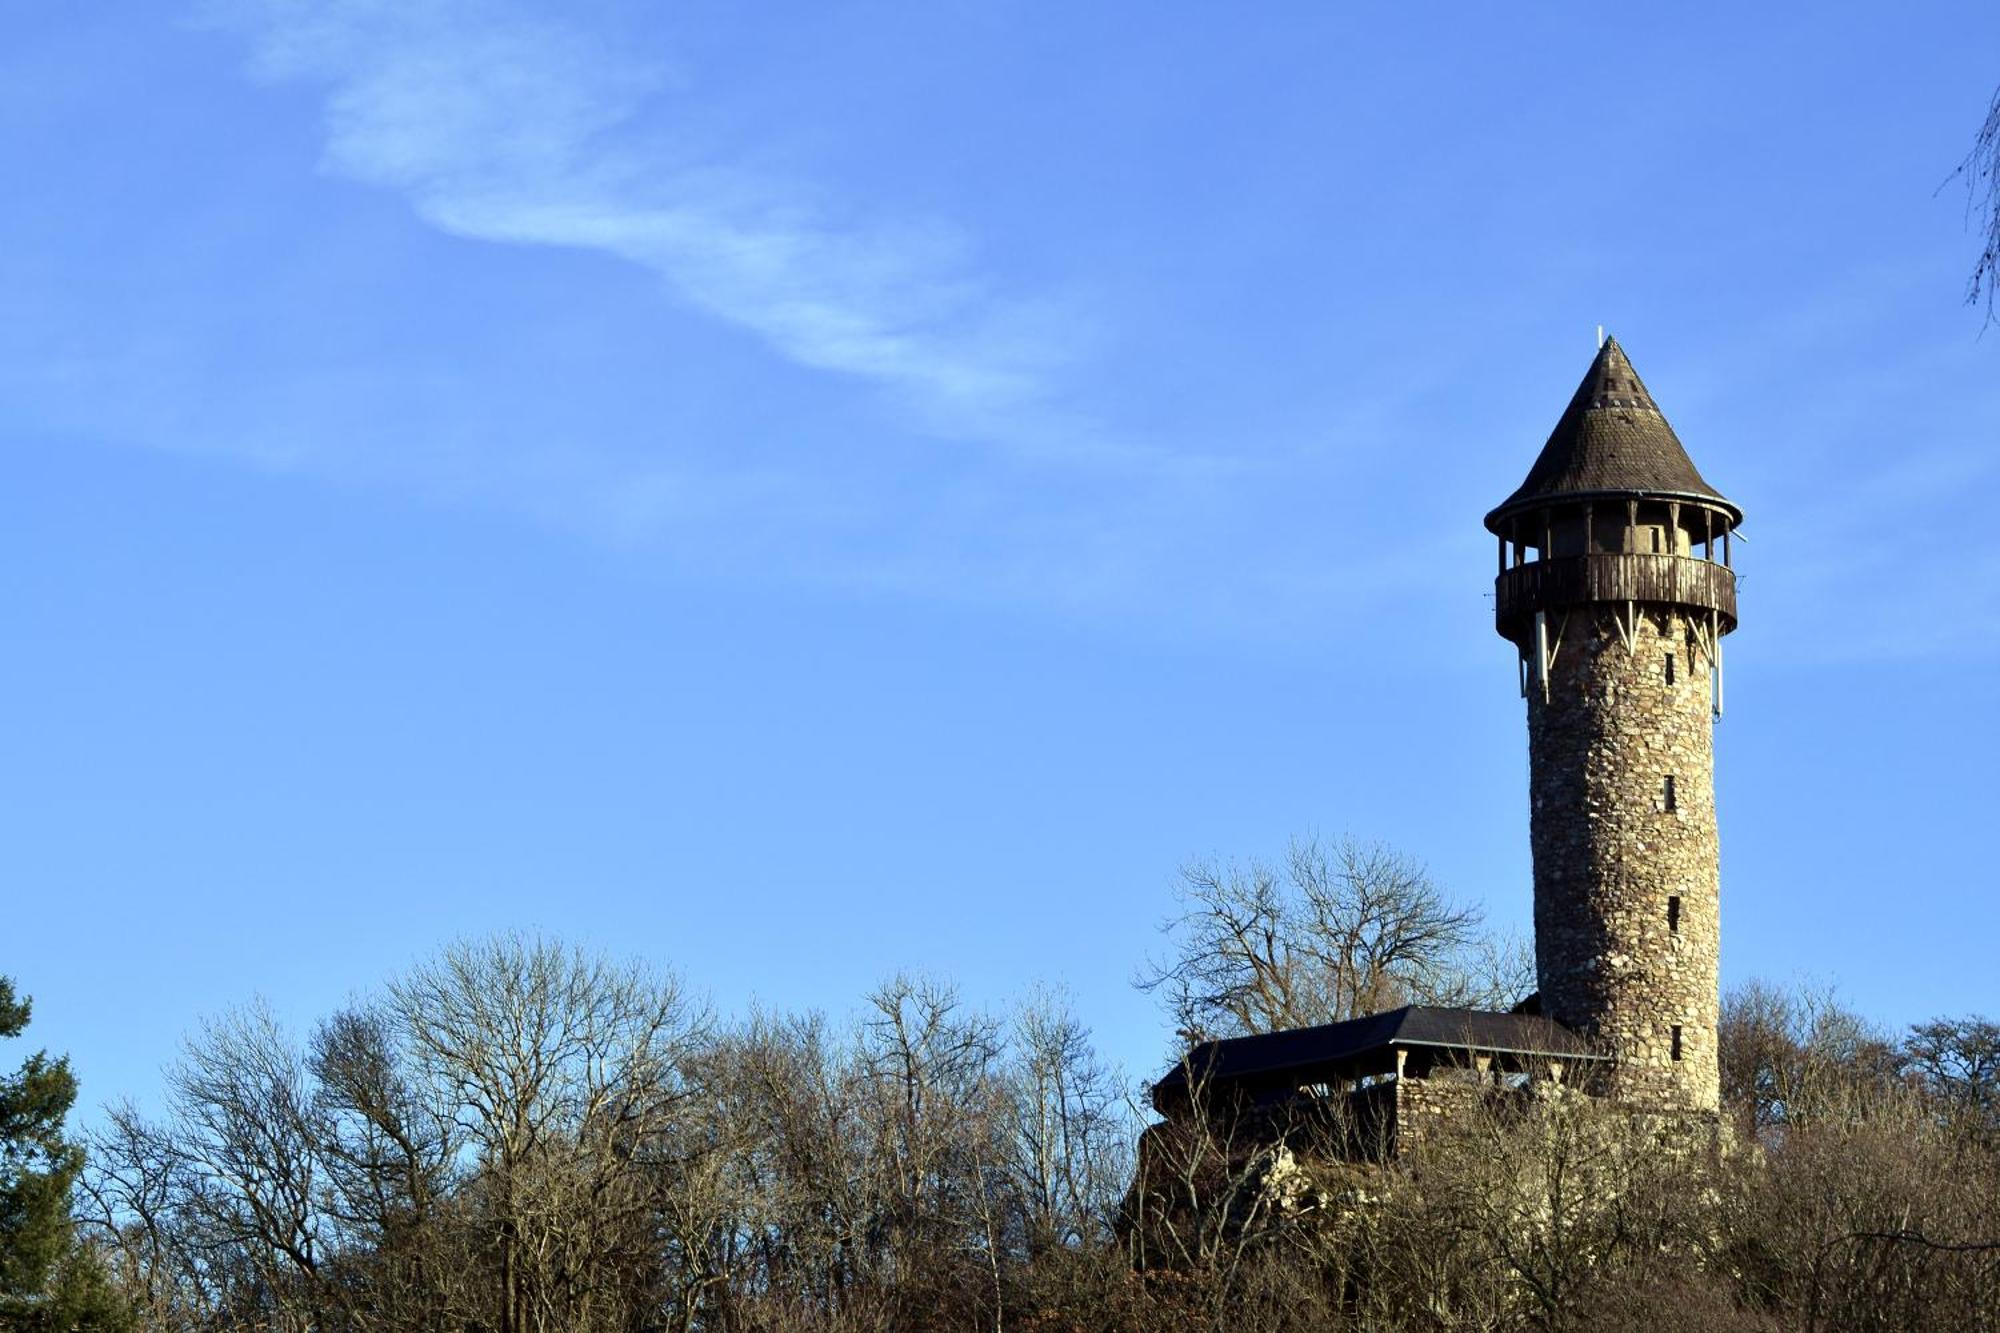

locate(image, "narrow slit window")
[[1671, 1026, 1684, 1061], [1667, 895, 1682, 935], [1665, 652, 1676, 686], [1663, 776, 1678, 812]]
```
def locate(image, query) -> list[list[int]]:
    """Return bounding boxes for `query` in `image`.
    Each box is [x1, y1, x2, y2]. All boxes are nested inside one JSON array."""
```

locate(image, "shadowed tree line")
[[4, 843, 1997, 1331]]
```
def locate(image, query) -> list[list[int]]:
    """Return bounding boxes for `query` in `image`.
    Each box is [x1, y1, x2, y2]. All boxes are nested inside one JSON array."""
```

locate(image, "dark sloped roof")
[[1152, 1005, 1606, 1109], [1484, 337, 1739, 534]]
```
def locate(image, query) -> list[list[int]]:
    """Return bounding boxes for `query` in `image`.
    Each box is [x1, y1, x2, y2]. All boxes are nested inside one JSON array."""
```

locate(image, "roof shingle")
[[1484, 337, 1739, 534], [1151, 1005, 1607, 1110]]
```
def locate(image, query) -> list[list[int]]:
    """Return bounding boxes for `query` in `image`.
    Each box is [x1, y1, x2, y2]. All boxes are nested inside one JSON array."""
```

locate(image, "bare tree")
[[678, 982, 1136, 1333], [386, 935, 706, 1333], [996, 988, 1130, 1259], [852, 975, 1004, 1324], [306, 1004, 464, 1331], [1901, 1016, 2000, 1131], [84, 937, 709, 1333], [700, 1009, 868, 1322], [1732, 1077, 2000, 1332], [1137, 835, 1490, 1041], [1718, 981, 1900, 1134]]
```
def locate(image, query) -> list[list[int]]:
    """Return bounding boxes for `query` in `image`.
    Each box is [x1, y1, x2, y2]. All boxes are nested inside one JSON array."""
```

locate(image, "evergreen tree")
[[0, 978, 126, 1333]]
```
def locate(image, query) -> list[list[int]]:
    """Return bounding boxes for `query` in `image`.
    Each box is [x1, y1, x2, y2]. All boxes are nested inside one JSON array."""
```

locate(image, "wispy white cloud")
[[199, 0, 1088, 453], [0, 1, 1438, 634]]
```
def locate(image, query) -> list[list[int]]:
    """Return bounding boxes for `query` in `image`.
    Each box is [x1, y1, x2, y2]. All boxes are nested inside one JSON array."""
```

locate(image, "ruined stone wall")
[[1527, 607, 1721, 1112], [1393, 1076, 1495, 1154]]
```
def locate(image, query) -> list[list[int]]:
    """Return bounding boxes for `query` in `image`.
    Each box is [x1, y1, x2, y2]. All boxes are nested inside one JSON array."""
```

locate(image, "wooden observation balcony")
[[1494, 551, 1736, 647]]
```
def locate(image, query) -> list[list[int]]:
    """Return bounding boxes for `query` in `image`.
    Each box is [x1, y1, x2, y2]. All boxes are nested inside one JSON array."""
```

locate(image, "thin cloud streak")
[[202, 0, 1089, 455]]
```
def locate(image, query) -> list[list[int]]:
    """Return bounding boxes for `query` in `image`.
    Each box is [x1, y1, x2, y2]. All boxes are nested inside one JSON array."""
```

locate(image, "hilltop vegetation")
[[6, 848, 1996, 1331]]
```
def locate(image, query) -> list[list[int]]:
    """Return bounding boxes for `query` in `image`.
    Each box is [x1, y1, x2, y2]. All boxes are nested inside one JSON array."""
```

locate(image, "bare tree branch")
[[1955, 85, 2000, 318]]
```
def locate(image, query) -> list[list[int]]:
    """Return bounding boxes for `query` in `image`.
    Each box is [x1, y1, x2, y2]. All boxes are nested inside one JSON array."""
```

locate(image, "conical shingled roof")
[[1484, 338, 1739, 534]]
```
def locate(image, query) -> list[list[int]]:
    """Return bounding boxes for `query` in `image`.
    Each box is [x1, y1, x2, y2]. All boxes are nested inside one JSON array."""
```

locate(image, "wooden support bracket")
[[1612, 599, 1639, 654]]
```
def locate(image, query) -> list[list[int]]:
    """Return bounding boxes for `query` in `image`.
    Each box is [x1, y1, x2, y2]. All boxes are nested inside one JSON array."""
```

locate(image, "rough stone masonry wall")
[[1394, 1074, 1503, 1155], [1527, 607, 1721, 1113]]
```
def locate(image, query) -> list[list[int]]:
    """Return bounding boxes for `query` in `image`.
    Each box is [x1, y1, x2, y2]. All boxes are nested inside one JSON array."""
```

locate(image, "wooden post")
[[1713, 607, 1725, 717], [1535, 612, 1550, 703], [1721, 526, 1731, 568], [1583, 502, 1595, 554], [1667, 501, 1681, 555], [1626, 499, 1640, 553], [1702, 508, 1714, 561], [1497, 532, 1507, 575]]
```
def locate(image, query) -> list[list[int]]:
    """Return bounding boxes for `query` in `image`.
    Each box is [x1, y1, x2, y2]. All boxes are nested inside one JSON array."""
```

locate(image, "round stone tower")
[[1485, 338, 1740, 1113]]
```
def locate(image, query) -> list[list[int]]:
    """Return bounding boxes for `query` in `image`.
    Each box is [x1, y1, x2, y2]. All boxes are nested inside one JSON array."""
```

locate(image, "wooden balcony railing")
[[1495, 553, 1737, 641]]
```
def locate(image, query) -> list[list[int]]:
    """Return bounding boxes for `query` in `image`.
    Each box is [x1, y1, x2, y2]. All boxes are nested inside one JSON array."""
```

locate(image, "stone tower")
[[1485, 338, 1740, 1113]]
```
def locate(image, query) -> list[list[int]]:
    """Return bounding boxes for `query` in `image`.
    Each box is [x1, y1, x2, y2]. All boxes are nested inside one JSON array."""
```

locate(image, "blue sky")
[[6, 2, 1999, 1113]]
